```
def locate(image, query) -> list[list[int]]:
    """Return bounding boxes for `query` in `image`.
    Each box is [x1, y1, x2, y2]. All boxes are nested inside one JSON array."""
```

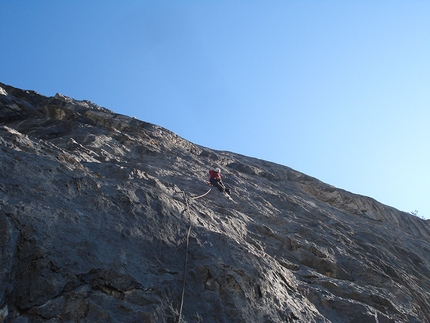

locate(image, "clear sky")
[[1, 1, 429, 219]]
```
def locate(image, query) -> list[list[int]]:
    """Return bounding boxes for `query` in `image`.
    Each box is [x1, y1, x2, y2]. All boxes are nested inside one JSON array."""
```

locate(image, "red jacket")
[[209, 170, 221, 180]]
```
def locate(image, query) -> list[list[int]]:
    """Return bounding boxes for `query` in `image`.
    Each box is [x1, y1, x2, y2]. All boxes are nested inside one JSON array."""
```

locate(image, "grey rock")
[[0, 82, 429, 323]]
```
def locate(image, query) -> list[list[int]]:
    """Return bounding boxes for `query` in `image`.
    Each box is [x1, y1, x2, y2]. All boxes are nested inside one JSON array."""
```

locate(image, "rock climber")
[[209, 167, 231, 195]]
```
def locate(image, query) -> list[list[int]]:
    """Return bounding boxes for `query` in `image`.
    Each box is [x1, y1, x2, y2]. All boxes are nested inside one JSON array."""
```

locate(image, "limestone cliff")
[[1, 82, 429, 323]]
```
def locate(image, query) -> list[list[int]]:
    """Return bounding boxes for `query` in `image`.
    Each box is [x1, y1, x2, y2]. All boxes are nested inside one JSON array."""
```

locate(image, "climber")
[[208, 167, 231, 195]]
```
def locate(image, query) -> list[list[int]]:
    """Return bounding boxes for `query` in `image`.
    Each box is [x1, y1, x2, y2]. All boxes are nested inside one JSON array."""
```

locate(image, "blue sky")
[[1, 1, 429, 219]]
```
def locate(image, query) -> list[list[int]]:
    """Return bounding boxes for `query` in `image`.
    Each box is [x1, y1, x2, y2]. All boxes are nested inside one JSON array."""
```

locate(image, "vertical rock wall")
[[1, 82, 429, 323]]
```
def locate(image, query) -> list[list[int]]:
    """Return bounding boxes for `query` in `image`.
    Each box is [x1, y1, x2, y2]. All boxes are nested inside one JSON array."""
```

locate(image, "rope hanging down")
[[177, 188, 211, 323], [190, 188, 212, 200]]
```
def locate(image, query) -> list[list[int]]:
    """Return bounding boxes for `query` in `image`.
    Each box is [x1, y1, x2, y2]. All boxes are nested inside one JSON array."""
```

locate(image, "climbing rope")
[[190, 188, 212, 200], [177, 188, 211, 323]]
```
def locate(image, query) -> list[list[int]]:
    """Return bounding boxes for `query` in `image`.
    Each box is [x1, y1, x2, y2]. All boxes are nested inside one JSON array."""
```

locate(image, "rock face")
[[0, 82, 429, 323]]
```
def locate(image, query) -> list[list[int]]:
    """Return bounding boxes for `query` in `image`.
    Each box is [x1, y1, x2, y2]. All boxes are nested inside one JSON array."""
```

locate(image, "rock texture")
[[0, 82, 429, 323]]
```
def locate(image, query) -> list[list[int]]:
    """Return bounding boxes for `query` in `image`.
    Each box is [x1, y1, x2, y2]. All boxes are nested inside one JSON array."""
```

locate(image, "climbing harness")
[[177, 188, 211, 323]]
